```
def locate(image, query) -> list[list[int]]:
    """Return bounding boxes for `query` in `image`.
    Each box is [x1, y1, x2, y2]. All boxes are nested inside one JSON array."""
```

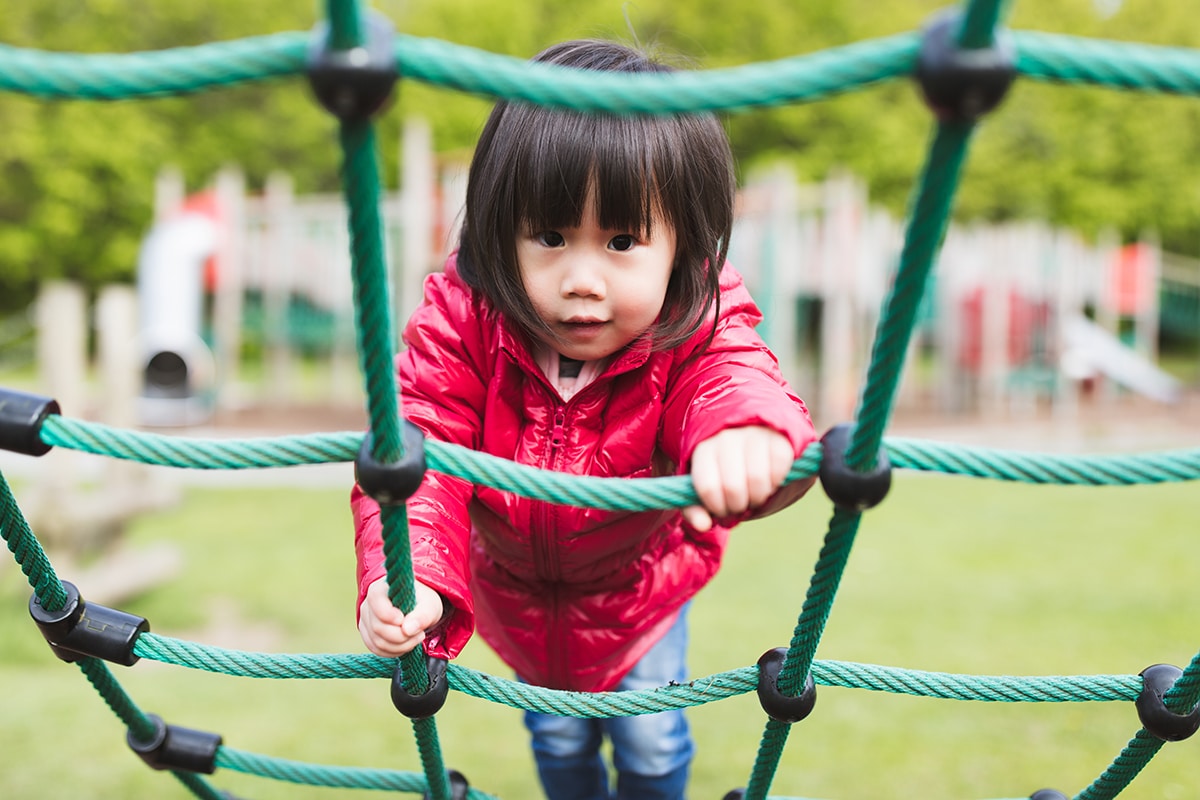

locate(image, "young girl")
[[353, 38, 818, 800]]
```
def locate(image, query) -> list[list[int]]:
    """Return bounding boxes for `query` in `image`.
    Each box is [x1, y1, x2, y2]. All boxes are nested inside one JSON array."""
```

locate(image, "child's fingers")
[[681, 504, 713, 532]]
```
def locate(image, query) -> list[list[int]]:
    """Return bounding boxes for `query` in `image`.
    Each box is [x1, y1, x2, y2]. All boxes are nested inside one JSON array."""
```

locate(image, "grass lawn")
[[0, 468, 1197, 799]]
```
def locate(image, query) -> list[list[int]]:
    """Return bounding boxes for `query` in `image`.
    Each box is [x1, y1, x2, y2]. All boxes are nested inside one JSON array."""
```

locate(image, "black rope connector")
[[355, 421, 427, 506], [306, 10, 398, 121], [1029, 790, 1069, 800], [914, 9, 1016, 122], [422, 768, 470, 800], [817, 423, 892, 512], [391, 654, 450, 720], [127, 714, 222, 774], [1136, 663, 1200, 742], [721, 790, 746, 800], [29, 580, 148, 666], [755, 647, 817, 724], [0, 387, 60, 456]]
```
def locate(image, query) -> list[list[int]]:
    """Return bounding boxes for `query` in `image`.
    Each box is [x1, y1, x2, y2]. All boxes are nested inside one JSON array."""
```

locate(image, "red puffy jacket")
[[354, 254, 817, 692]]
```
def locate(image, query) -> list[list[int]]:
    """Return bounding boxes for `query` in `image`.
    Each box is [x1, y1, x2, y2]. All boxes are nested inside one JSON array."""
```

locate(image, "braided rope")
[[132, 633, 1144, 710], [216, 746, 497, 799], [39, 415, 1200, 488], [2, 4, 1200, 799], [4, 30, 1200, 106]]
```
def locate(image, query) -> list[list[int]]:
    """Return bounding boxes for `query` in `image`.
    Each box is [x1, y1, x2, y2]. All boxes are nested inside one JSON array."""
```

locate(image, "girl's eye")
[[536, 231, 564, 247], [609, 234, 636, 252]]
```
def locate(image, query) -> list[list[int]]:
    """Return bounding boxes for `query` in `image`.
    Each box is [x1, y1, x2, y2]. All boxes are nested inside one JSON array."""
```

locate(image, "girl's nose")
[[560, 255, 606, 299]]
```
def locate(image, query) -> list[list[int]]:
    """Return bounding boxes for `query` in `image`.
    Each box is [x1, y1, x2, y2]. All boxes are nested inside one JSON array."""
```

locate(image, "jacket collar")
[[498, 319, 653, 385]]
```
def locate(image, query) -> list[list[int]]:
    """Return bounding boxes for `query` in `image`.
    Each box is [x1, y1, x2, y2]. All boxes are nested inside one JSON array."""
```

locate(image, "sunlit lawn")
[[0, 465, 1197, 799]]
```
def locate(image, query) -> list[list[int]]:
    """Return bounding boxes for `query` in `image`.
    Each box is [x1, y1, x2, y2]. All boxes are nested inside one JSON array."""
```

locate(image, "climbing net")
[[2, 1, 1200, 798]]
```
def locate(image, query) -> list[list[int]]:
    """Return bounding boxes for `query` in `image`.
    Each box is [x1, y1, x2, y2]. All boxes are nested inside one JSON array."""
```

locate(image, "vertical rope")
[[957, 0, 1009, 49], [341, 119, 403, 462], [845, 120, 974, 471], [324, 0, 448, 793], [323, 0, 363, 50], [741, 508, 862, 800], [78, 659, 227, 800], [0, 470, 68, 611], [1075, 650, 1200, 800]]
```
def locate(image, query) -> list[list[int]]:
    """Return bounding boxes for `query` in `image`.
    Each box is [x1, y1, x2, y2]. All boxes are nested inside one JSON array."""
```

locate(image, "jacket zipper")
[[537, 403, 567, 684], [534, 404, 566, 581]]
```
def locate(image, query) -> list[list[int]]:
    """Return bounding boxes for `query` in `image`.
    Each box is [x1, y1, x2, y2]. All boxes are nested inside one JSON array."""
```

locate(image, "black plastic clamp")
[[29, 580, 148, 666], [1136, 663, 1200, 742], [755, 647, 817, 724], [914, 9, 1016, 122], [817, 423, 892, 512], [391, 655, 450, 720], [721, 790, 745, 800], [127, 714, 222, 774], [1029, 790, 1068, 800], [423, 768, 470, 800], [0, 388, 60, 456], [355, 422, 428, 506], [306, 10, 398, 121]]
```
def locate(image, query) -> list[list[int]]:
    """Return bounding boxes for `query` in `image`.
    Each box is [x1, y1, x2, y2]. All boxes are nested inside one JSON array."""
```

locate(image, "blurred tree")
[[1, 0, 1198, 313]]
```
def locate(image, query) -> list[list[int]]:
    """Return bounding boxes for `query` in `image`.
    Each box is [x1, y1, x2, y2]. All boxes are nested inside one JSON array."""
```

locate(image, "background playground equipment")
[[129, 118, 464, 425], [733, 170, 1189, 425], [135, 157, 1193, 432], [2, 2, 1200, 800]]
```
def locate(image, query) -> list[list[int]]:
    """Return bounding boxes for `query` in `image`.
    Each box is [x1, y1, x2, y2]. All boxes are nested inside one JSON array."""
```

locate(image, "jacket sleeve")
[[353, 266, 488, 660], [661, 264, 819, 520]]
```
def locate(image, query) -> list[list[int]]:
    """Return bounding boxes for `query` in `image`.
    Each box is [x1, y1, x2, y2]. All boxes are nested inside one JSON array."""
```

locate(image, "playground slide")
[[136, 206, 219, 426], [1061, 314, 1181, 404]]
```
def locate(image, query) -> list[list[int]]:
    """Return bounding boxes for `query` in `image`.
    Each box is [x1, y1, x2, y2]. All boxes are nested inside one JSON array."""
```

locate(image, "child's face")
[[517, 191, 675, 362]]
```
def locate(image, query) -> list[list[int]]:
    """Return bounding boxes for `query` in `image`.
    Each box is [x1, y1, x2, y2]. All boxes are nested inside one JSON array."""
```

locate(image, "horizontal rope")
[[216, 746, 496, 799], [2, 29, 1199, 105], [39, 416, 1200, 493], [133, 633, 1147, 713], [886, 438, 1200, 485]]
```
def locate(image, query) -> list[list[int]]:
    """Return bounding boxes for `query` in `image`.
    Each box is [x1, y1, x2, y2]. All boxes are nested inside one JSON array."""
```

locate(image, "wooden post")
[[154, 165, 185, 221], [818, 174, 861, 425], [264, 172, 296, 406], [212, 166, 246, 411], [30, 281, 88, 548], [399, 118, 435, 343]]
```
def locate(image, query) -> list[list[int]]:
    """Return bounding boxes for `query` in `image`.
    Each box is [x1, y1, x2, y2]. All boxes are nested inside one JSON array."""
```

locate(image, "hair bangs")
[[513, 111, 661, 239]]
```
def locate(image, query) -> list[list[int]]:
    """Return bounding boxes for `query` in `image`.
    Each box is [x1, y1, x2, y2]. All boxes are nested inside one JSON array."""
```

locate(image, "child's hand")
[[683, 425, 794, 532], [358, 577, 446, 658]]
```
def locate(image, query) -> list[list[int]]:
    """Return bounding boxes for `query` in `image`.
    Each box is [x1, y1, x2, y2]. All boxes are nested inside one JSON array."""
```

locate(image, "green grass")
[[1, 472, 1198, 799]]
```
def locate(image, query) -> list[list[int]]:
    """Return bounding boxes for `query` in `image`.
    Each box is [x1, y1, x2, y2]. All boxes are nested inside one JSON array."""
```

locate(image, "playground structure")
[[1, 3, 1200, 800], [125, 118, 464, 427], [121, 158, 1192, 431], [733, 170, 1189, 424]]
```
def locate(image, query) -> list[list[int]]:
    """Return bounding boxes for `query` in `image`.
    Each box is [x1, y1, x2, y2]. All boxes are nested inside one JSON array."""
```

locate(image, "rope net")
[[2, 0, 1199, 798]]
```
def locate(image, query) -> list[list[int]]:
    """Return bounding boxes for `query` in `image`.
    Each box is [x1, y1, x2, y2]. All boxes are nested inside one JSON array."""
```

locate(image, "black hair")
[[456, 38, 734, 352]]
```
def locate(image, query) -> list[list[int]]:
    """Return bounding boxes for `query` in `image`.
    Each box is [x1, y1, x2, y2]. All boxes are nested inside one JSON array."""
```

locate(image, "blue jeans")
[[523, 608, 694, 800]]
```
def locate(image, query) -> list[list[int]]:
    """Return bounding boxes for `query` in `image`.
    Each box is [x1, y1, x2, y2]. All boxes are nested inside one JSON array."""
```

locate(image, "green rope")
[[78, 659, 227, 800], [1076, 651, 1200, 800], [324, 0, 363, 51], [0, 469, 67, 610], [847, 120, 975, 470], [957, 0, 1009, 49], [217, 746, 497, 798], [4, 31, 1200, 105], [132, 631, 1149, 708], [37, 414, 1200, 488], [4, 4, 1200, 798], [1015, 31, 1200, 95], [742, 508, 863, 800]]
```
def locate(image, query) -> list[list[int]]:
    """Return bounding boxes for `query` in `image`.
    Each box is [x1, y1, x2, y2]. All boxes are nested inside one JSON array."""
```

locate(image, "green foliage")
[[2, 0, 1200, 313]]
